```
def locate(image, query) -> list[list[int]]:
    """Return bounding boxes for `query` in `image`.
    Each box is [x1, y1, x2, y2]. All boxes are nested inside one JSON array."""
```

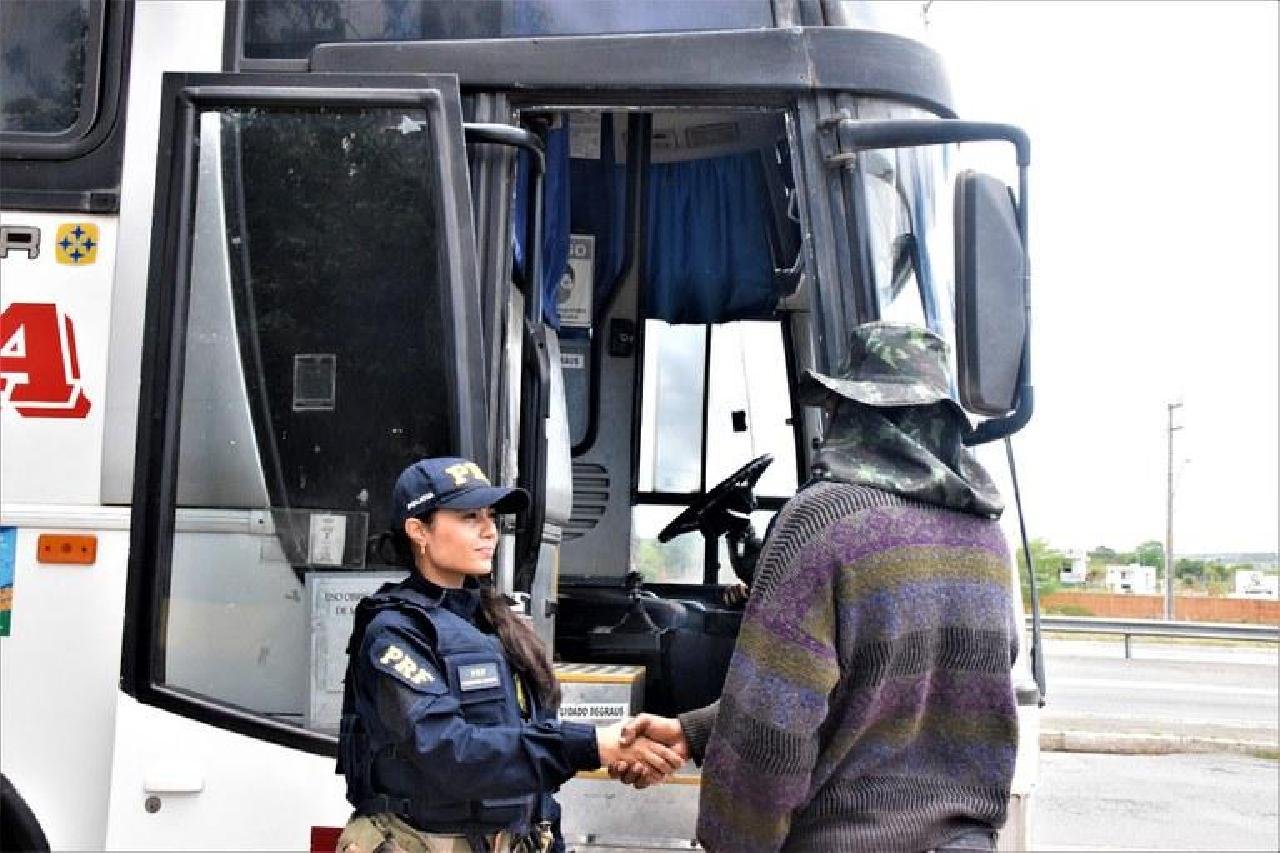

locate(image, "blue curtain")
[[568, 114, 623, 335], [513, 118, 571, 328], [520, 138, 784, 328], [644, 152, 778, 324]]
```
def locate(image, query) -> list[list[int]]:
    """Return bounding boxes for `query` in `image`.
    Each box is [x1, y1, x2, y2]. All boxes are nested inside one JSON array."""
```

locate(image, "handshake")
[[594, 714, 689, 789]]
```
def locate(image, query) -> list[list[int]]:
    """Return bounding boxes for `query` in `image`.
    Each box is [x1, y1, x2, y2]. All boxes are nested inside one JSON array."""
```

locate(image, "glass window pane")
[[631, 504, 705, 584], [0, 0, 91, 134], [631, 505, 777, 585], [243, 0, 773, 60], [163, 104, 456, 734], [862, 152, 927, 327], [637, 321, 705, 493], [852, 99, 959, 357], [634, 320, 795, 585], [705, 322, 797, 499]]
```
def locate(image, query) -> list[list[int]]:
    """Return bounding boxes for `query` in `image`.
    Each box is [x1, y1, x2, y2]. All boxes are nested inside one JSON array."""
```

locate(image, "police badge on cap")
[[392, 457, 529, 524]]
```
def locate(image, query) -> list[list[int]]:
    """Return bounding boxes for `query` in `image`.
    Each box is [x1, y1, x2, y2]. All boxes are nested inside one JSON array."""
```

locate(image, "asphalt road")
[[1039, 636, 1279, 743], [1031, 637, 1279, 851], [1034, 751, 1279, 851]]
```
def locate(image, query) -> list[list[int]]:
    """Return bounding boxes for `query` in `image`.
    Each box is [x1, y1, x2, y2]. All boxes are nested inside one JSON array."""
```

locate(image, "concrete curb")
[[1041, 729, 1279, 756]]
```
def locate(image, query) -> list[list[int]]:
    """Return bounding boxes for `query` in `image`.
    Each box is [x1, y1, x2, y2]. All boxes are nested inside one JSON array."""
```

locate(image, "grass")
[[1044, 604, 1094, 617]]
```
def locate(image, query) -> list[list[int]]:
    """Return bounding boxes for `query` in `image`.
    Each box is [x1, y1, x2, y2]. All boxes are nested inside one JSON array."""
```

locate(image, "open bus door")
[[110, 72, 488, 848]]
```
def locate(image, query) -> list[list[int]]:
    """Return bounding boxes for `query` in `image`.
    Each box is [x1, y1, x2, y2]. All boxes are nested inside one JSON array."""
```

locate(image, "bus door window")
[[163, 105, 457, 727], [127, 76, 484, 749]]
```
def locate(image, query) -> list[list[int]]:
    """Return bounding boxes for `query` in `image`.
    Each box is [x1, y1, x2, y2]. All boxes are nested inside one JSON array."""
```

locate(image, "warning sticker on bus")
[[0, 527, 16, 636], [559, 702, 628, 724], [556, 234, 594, 329]]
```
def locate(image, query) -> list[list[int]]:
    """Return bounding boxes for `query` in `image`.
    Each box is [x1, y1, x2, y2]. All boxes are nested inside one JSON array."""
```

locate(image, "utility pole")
[[1165, 402, 1183, 619]]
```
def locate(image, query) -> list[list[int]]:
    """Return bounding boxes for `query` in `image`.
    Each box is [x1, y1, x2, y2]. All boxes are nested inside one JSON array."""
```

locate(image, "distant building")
[[1231, 570, 1279, 600], [1059, 549, 1088, 584], [1105, 563, 1158, 595]]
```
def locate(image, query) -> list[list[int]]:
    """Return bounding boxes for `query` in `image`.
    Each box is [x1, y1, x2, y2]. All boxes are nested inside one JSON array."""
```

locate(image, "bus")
[[0, 1, 1041, 849]]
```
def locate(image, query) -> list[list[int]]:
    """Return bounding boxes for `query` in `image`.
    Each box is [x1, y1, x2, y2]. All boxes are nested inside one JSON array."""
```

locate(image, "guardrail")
[[1030, 615, 1280, 658]]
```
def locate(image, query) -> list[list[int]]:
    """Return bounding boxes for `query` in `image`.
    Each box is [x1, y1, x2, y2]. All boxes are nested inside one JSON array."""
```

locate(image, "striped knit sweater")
[[695, 481, 1019, 853]]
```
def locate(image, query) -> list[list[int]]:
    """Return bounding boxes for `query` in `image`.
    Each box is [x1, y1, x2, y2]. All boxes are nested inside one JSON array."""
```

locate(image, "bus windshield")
[[851, 100, 957, 352], [243, 0, 774, 60]]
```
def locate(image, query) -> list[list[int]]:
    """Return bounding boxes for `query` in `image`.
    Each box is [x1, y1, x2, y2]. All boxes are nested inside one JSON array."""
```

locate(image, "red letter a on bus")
[[0, 302, 92, 418]]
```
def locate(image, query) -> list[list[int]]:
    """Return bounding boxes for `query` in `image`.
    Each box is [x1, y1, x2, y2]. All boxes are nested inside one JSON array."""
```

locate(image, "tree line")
[[1016, 539, 1273, 601]]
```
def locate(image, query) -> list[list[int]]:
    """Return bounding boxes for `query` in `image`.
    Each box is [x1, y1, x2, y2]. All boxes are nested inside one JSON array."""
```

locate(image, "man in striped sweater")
[[621, 322, 1020, 852]]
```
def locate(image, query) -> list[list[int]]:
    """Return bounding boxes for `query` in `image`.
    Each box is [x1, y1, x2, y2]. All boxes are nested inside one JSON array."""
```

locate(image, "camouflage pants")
[[336, 813, 527, 853]]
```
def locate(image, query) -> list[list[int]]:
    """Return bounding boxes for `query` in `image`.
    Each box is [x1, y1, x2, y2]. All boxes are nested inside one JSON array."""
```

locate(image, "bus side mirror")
[[954, 170, 1027, 418]]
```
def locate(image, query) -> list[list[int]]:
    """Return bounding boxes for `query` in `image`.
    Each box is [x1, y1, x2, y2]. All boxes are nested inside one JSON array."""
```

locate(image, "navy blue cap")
[[392, 457, 529, 525]]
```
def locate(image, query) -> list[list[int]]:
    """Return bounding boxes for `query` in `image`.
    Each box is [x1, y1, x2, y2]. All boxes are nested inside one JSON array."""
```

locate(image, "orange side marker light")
[[36, 534, 97, 565]]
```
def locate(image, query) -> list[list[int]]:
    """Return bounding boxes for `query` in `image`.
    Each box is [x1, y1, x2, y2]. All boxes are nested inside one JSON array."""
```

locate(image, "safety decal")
[[458, 661, 502, 691], [55, 223, 99, 265], [0, 302, 92, 418], [371, 636, 441, 691], [0, 527, 15, 637]]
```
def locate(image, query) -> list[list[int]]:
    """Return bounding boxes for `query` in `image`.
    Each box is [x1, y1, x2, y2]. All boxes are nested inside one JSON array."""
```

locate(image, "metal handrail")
[[1031, 615, 1279, 658]]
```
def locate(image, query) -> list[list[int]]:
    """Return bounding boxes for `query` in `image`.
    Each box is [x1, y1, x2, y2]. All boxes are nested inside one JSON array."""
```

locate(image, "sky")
[[923, 1, 1278, 557]]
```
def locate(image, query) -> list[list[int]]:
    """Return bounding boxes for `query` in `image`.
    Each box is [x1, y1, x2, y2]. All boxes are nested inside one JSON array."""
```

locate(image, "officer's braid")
[[478, 585, 562, 710]]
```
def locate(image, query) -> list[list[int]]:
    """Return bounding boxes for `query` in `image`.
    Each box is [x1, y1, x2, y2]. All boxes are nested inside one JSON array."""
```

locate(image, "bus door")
[[108, 72, 486, 850], [540, 106, 805, 707]]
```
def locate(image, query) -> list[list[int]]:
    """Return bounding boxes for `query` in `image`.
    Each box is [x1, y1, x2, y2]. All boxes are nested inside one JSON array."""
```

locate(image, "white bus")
[[1, 2, 1041, 849]]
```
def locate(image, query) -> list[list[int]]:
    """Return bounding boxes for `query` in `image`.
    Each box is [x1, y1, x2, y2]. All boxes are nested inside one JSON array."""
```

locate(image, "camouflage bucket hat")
[[797, 322, 957, 409]]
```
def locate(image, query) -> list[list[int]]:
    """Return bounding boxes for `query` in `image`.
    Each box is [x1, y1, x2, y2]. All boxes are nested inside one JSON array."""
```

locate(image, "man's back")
[[698, 480, 1019, 853]]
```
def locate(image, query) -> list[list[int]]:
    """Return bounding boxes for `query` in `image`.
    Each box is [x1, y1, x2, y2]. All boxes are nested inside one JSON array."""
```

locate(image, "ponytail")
[[479, 585, 562, 710]]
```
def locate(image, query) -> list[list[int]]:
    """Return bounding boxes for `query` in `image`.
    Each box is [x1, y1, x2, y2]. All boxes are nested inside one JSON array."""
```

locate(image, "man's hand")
[[608, 714, 689, 788], [721, 582, 749, 607]]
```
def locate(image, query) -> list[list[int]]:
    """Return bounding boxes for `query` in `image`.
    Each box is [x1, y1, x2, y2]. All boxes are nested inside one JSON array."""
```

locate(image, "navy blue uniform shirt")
[[348, 573, 599, 811]]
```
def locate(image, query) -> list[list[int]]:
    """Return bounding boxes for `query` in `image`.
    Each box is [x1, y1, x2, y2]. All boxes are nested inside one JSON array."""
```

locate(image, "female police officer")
[[337, 457, 681, 853]]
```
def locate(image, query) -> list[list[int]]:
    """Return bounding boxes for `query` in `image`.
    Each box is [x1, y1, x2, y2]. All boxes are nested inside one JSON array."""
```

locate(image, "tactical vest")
[[338, 583, 539, 835]]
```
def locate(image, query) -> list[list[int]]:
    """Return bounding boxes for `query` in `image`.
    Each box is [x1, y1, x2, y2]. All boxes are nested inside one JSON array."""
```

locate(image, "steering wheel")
[[658, 453, 774, 544]]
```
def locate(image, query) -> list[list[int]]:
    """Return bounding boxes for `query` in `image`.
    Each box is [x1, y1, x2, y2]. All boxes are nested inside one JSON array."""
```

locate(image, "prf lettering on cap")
[[444, 461, 489, 486], [379, 643, 435, 686]]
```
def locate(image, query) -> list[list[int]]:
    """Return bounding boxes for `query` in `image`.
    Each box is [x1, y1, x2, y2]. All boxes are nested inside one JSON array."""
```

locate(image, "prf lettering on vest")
[[0, 302, 91, 418], [444, 461, 488, 486], [379, 644, 434, 685]]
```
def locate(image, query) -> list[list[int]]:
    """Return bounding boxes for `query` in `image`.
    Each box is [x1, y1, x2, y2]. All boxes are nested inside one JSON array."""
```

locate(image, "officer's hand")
[[596, 723, 684, 779]]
